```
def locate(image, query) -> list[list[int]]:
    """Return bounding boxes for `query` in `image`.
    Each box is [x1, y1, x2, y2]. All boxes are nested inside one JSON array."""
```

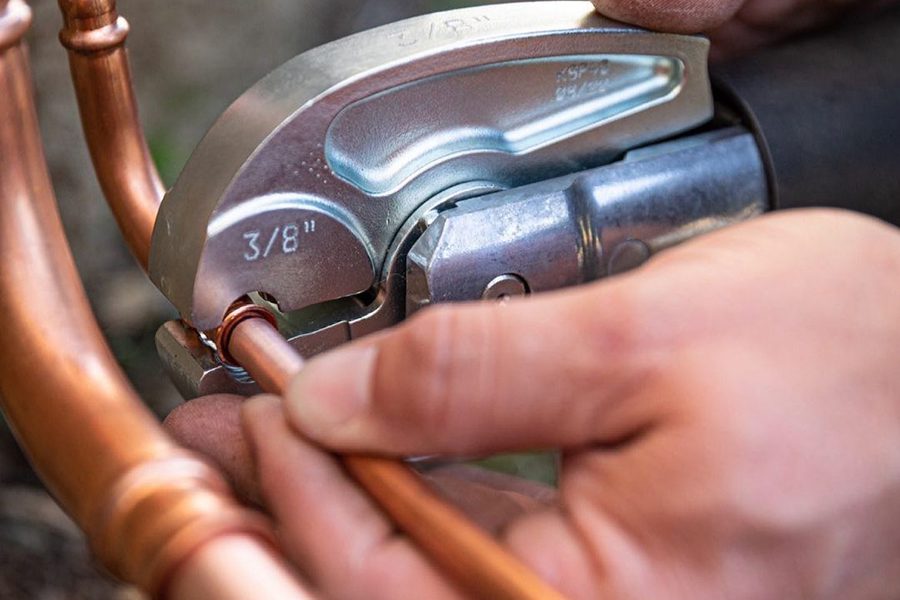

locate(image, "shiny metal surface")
[[327, 53, 685, 196], [482, 274, 530, 300], [150, 1, 712, 330], [406, 127, 768, 310], [159, 181, 506, 397], [162, 128, 768, 398], [156, 321, 261, 402]]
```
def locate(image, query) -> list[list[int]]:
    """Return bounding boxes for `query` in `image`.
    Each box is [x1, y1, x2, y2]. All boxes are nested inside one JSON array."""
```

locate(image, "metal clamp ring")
[[213, 302, 277, 367]]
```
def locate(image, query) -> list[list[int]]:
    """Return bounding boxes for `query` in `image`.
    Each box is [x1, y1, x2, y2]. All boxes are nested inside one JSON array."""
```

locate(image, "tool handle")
[[712, 6, 900, 227]]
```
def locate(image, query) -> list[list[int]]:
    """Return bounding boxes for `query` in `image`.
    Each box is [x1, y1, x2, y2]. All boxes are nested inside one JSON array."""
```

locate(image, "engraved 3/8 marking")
[[389, 15, 490, 47], [242, 220, 316, 262]]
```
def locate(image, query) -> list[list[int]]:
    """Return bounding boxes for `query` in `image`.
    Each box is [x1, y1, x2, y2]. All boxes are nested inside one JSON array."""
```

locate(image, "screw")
[[482, 274, 529, 300]]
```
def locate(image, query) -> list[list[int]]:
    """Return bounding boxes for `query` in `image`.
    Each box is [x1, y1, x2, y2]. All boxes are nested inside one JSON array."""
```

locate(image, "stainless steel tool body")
[[151, 2, 770, 397]]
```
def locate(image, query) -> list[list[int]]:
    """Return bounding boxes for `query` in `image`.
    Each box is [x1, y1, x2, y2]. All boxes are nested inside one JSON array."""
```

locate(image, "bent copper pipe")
[[57, 0, 163, 269], [53, 1, 566, 597], [0, 3, 314, 598], [229, 316, 567, 600]]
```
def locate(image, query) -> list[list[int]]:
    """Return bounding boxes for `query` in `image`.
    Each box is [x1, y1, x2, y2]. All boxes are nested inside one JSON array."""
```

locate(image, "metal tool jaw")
[[150, 1, 767, 398]]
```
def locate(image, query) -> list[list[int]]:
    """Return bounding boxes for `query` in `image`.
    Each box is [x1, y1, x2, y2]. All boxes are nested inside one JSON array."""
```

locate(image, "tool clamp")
[[153, 2, 900, 396], [150, 2, 734, 395]]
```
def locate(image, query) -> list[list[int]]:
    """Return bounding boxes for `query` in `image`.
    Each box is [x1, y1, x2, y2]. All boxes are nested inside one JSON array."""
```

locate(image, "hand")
[[591, 0, 895, 58], [169, 208, 900, 599]]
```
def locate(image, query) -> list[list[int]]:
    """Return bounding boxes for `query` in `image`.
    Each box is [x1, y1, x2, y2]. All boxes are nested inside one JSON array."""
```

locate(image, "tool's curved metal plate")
[[150, 1, 711, 330]]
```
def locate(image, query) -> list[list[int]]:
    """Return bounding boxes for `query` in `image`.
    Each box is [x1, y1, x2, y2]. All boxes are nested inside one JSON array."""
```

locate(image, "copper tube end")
[[214, 302, 279, 367], [57, 1, 125, 52], [59, 14, 128, 53]]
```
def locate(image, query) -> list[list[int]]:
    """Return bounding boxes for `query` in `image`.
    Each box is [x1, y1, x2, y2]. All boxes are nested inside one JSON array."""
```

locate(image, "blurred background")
[[2, 0, 533, 597]]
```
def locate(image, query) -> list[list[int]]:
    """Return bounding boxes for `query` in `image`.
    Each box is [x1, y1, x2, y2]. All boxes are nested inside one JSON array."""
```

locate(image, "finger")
[[164, 395, 260, 503], [503, 510, 609, 599], [592, 0, 745, 33], [284, 209, 886, 458], [503, 502, 672, 599], [242, 395, 460, 600], [284, 281, 661, 456]]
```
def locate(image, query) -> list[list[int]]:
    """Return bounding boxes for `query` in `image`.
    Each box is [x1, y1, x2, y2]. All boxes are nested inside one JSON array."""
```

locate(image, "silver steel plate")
[[149, 1, 712, 330]]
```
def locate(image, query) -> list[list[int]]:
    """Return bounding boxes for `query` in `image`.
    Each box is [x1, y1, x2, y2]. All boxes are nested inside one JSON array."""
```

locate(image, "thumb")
[[592, 0, 744, 33], [283, 281, 658, 456]]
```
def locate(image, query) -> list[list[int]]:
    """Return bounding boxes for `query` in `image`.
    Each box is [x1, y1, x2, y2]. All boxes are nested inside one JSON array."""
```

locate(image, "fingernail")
[[285, 345, 377, 435]]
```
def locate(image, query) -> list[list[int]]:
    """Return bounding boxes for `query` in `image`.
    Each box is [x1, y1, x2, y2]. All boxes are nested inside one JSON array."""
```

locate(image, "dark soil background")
[[2, 1, 530, 597]]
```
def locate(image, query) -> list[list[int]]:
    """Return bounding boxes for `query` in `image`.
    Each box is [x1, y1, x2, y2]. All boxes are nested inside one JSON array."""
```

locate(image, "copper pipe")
[[229, 314, 303, 393], [49, 0, 564, 595], [168, 534, 316, 600], [0, 5, 314, 598], [230, 316, 567, 600], [56, 0, 163, 269]]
